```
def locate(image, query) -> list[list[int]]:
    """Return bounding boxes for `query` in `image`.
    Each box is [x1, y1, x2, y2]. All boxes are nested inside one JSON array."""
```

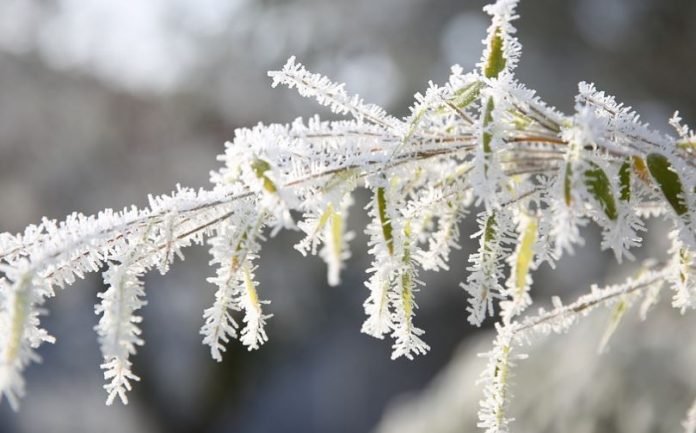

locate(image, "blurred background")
[[1, 0, 695, 432]]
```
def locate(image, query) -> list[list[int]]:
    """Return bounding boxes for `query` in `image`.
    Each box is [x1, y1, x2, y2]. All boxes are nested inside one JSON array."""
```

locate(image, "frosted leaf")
[[95, 258, 147, 404]]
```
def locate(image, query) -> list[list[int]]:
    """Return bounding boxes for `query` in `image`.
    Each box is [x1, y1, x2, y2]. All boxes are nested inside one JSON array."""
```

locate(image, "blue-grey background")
[[0, 0, 694, 432]]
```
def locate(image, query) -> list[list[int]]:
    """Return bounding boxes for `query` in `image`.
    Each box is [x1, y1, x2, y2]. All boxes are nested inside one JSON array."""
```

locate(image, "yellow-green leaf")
[[483, 97, 495, 154], [484, 27, 506, 79], [376, 187, 394, 256], [400, 271, 413, 322], [6, 275, 31, 363], [564, 162, 573, 206], [598, 296, 628, 353], [632, 155, 651, 184], [514, 217, 537, 292], [677, 140, 696, 151], [241, 261, 260, 307], [402, 221, 412, 263], [452, 81, 483, 109], [679, 248, 691, 285], [251, 158, 277, 193], [317, 204, 334, 231], [330, 210, 343, 261]]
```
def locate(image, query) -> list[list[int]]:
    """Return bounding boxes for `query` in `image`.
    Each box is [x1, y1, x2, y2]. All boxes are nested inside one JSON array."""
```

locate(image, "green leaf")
[[321, 168, 356, 193], [514, 217, 537, 292], [482, 97, 495, 154], [402, 221, 412, 263], [564, 162, 573, 206], [483, 212, 497, 251], [400, 271, 413, 320], [646, 153, 688, 216], [315, 204, 334, 234], [631, 156, 651, 184], [598, 296, 628, 353], [679, 248, 691, 285], [330, 209, 344, 263], [251, 158, 277, 193], [619, 160, 631, 202], [376, 187, 394, 256], [484, 27, 506, 79], [677, 140, 696, 151], [584, 163, 618, 221], [452, 81, 483, 109]]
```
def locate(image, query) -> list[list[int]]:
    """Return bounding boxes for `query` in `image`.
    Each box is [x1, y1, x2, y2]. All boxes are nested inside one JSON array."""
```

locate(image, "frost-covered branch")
[[477, 264, 670, 433], [1, 0, 695, 430]]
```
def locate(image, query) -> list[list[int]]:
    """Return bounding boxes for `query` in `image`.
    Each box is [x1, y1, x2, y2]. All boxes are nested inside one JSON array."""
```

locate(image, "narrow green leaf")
[[646, 153, 688, 216], [483, 97, 495, 154], [584, 163, 618, 221], [6, 274, 32, 363], [619, 160, 631, 202], [484, 27, 506, 79], [330, 210, 343, 261], [230, 231, 249, 272], [402, 221, 412, 263], [564, 162, 573, 206], [598, 296, 628, 353], [376, 187, 394, 256], [679, 248, 691, 285], [400, 220, 414, 321], [400, 271, 413, 321], [484, 212, 497, 250], [315, 204, 334, 235], [515, 217, 538, 292], [452, 81, 483, 109]]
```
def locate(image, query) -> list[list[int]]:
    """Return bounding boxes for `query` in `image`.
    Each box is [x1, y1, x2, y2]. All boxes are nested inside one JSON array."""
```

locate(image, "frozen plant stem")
[[1, 0, 696, 431]]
